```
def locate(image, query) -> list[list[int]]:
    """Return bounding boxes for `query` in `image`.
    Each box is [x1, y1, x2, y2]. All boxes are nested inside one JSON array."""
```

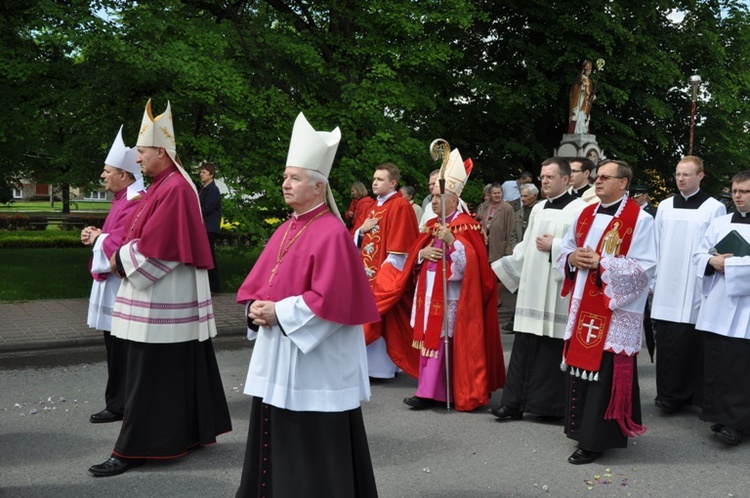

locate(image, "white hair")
[[305, 169, 328, 188], [520, 183, 538, 196]]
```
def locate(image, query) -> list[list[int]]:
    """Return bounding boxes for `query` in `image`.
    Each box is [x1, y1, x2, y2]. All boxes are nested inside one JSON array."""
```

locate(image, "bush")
[[0, 230, 81, 248], [8, 214, 30, 230], [28, 215, 48, 231]]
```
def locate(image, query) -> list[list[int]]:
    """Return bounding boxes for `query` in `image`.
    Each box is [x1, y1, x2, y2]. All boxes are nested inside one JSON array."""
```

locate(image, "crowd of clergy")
[[80, 100, 750, 495]]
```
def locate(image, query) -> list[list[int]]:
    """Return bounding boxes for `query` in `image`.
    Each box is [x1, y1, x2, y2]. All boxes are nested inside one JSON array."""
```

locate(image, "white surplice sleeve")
[[725, 256, 750, 297], [119, 240, 179, 291], [274, 296, 342, 354], [91, 233, 111, 274]]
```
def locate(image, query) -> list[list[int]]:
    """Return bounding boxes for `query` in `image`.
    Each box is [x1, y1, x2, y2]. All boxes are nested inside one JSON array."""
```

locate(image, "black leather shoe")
[[654, 399, 682, 413], [88, 455, 144, 477], [568, 448, 603, 465], [403, 396, 440, 410], [89, 409, 123, 424], [718, 426, 743, 446], [489, 405, 523, 421]]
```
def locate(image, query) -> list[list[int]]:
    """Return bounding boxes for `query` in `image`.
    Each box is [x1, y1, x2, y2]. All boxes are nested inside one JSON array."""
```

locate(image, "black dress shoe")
[[89, 409, 123, 424], [718, 426, 743, 446], [568, 448, 603, 465], [88, 455, 144, 477], [403, 396, 440, 410], [489, 405, 523, 421], [654, 399, 682, 413]]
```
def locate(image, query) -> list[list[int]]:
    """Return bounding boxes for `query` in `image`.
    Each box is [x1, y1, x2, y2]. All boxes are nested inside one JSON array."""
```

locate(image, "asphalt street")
[[1, 334, 748, 498]]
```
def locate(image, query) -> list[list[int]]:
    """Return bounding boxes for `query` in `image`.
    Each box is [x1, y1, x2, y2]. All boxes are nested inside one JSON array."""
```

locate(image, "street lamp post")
[[689, 75, 702, 156]]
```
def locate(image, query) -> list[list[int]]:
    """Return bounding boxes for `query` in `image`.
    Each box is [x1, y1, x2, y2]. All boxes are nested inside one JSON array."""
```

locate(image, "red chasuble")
[[370, 213, 506, 411], [123, 165, 214, 268], [360, 195, 419, 283], [237, 204, 380, 326]]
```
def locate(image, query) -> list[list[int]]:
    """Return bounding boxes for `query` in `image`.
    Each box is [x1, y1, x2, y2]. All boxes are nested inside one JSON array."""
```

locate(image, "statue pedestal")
[[554, 134, 603, 165]]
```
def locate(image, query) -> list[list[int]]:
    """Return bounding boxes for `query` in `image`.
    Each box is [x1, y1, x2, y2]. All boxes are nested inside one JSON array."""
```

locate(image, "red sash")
[[413, 239, 453, 358], [562, 198, 640, 375]]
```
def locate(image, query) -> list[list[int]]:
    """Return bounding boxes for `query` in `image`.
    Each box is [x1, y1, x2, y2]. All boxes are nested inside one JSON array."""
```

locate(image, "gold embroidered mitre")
[[442, 148, 473, 198], [136, 99, 178, 166]]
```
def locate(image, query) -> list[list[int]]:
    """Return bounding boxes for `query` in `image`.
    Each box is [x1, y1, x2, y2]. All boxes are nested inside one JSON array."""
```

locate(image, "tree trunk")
[[61, 183, 70, 214]]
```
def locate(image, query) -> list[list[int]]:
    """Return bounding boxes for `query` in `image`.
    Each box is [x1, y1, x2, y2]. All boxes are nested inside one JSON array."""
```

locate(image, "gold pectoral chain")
[[268, 209, 329, 284]]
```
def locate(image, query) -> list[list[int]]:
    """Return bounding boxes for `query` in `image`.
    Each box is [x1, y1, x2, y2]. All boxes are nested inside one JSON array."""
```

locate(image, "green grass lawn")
[[0, 247, 257, 302], [0, 200, 111, 212]]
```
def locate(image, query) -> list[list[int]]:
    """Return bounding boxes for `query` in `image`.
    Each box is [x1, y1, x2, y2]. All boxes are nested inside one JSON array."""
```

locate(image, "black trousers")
[[103, 330, 128, 415], [654, 320, 703, 407], [701, 332, 750, 433], [501, 333, 566, 417], [207, 231, 221, 293], [565, 352, 642, 452]]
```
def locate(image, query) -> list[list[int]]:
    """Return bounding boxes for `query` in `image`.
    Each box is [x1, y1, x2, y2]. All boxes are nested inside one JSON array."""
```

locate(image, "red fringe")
[[604, 354, 647, 437]]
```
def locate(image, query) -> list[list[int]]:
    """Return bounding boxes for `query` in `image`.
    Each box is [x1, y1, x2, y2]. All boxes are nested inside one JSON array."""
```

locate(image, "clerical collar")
[[674, 189, 711, 209], [732, 211, 750, 224], [680, 188, 700, 200], [597, 197, 624, 216], [544, 191, 576, 210], [572, 183, 590, 196], [293, 202, 326, 220], [376, 190, 398, 205]]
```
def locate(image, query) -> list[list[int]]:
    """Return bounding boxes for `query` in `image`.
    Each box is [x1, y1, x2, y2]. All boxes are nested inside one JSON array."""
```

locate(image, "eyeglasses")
[[537, 175, 559, 181], [595, 174, 623, 182]]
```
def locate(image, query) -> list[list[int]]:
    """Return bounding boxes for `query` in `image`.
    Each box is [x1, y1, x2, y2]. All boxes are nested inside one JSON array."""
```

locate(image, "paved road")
[[1, 333, 748, 498]]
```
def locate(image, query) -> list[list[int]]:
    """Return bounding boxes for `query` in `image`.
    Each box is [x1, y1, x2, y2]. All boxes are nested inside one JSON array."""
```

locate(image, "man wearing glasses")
[[568, 157, 598, 204], [693, 170, 750, 446], [651, 156, 725, 415], [557, 160, 656, 465]]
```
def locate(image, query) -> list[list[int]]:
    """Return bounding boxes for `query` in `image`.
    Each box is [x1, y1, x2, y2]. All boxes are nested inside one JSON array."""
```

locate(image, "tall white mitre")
[[286, 112, 343, 219], [136, 98, 199, 197], [442, 148, 473, 198], [104, 125, 145, 200]]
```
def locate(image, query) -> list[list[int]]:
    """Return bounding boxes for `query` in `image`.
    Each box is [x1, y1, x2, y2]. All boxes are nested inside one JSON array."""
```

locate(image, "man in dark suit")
[[199, 162, 222, 292], [631, 184, 657, 217]]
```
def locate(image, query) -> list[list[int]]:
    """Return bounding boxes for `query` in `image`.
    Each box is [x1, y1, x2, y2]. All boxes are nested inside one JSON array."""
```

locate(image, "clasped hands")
[[80, 225, 102, 246], [568, 246, 600, 270], [248, 300, 278, 327]]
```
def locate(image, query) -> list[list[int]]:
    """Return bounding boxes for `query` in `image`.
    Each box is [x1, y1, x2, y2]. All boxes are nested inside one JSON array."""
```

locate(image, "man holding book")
[[693, 169, 750, 446]]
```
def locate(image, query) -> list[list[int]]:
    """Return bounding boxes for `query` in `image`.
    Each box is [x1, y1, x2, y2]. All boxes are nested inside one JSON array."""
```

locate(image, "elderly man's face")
[[282, 167, 320, 212], [432, 192, 458, 215], [521, 190, 537, 207], [594, 162, 628, 204]]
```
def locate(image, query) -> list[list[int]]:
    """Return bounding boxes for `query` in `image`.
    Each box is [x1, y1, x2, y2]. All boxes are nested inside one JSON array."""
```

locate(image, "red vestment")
[[361, 194, 419, 347], [371, 213, 506, 411]]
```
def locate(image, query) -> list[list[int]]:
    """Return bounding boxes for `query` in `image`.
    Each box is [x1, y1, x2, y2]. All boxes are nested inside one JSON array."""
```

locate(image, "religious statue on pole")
[[568, 58, 605, 134]]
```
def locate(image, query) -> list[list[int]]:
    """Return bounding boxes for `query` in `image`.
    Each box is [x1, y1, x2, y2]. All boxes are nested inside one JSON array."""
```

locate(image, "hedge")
[[0, 234, 82, 248]]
